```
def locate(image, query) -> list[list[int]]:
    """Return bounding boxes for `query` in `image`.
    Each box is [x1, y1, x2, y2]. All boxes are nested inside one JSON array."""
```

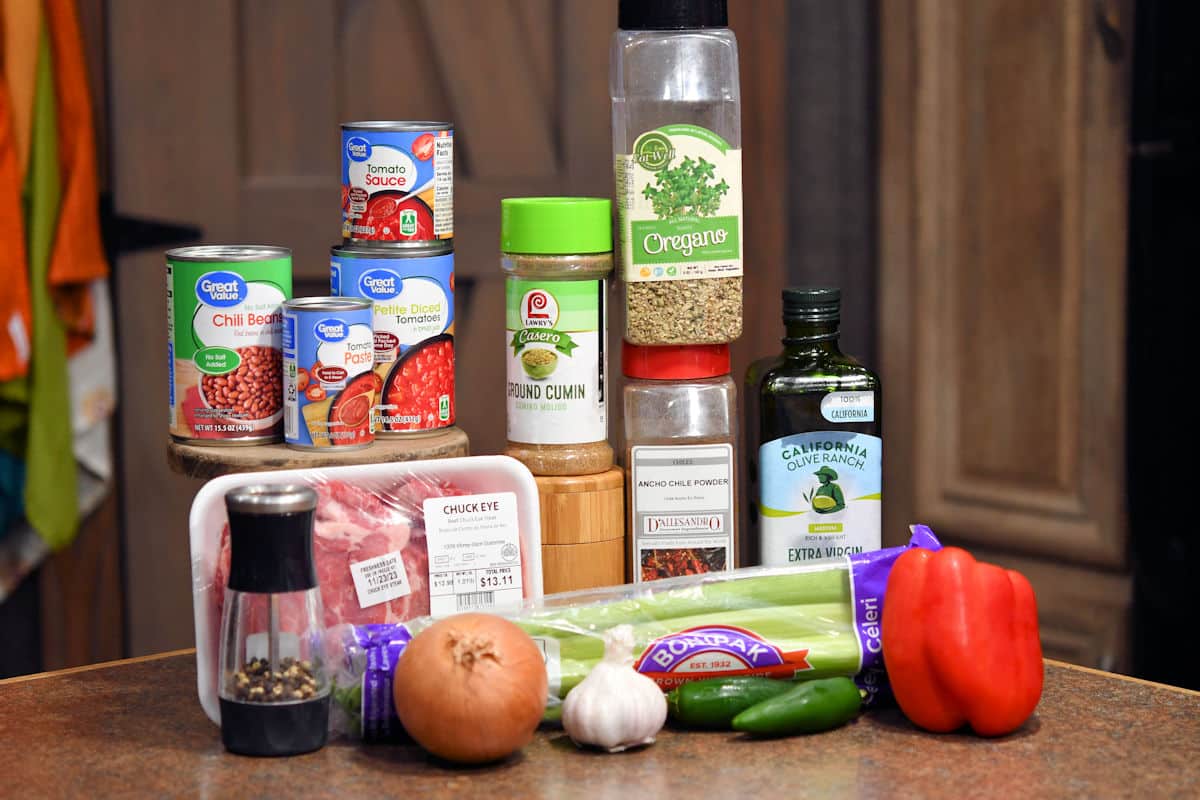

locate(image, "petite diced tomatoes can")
[[330, 242, 455, 436], [166, 245, 292, 445], [282, 297, 376, 450], [341, 121, 453, 245]]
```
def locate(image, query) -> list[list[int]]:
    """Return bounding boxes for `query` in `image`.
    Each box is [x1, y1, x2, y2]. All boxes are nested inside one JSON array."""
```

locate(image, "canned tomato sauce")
[[341, 121, 453, 245], [283, 297, 376, 450], [331, 243, 455, 436], [166, 245, 291, 444]]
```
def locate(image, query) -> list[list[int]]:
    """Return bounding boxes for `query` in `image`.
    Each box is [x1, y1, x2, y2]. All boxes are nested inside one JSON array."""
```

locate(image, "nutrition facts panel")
[[433, 136, 453, 236]]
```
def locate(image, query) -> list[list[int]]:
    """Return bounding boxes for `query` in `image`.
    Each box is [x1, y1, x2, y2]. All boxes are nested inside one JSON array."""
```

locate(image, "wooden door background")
[[880, 0, 1133, 668], [109, 1, 787, 655]]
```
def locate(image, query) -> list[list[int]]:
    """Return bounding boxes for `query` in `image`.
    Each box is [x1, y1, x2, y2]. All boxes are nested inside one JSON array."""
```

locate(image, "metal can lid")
[[165, 245, 292, 263], [283, 296, 372, 312], [341, 120, 453, 132], [331, 240, 454, 258], [224, 484, 317, 515]]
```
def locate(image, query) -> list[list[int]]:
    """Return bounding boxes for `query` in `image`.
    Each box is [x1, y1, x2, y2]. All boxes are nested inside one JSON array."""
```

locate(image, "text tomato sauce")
[[341, 122, 453, 246]]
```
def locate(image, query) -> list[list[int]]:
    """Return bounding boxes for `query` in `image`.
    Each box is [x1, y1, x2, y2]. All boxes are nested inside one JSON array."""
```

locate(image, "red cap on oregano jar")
[[621, 342, 730, 380]]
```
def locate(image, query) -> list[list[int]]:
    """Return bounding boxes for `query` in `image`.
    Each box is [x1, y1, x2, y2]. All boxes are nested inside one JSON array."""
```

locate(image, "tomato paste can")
[[341, 121, 453, 245], [166, 245, 292, 445], [282, 297, 376, 451], [330, 242, 455, 436]]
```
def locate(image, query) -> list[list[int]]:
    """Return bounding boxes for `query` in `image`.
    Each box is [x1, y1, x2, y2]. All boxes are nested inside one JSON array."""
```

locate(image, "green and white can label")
[[165, 246, 291, 443], [759, 432, 882, 565], [505, 278, 606, 444], [616, 123, 743, 283]]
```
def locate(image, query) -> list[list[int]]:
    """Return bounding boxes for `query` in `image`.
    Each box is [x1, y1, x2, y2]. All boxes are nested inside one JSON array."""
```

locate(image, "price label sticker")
[[349, 551, 412, 609], [424, 492, 523, 617]]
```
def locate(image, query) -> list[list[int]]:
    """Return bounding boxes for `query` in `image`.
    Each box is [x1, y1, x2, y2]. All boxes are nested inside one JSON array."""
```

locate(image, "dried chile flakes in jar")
[[501, 198, 614, 476], [623, 343, 739, 582]]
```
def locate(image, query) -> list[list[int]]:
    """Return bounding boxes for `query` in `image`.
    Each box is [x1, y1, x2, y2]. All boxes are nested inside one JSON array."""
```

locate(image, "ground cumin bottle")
[[624, 343, 737, 582], [502, 198, 614, 476]]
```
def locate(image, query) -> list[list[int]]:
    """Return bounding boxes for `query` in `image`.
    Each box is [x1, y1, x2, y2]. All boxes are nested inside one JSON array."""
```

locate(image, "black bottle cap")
[[783, 286, 841, 324], [225, 485, 319, 594], [619, 0, 728, 30]]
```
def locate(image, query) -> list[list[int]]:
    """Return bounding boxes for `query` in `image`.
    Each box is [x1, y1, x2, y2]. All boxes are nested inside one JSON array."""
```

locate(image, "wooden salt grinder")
[[535, 467, 625, 594]]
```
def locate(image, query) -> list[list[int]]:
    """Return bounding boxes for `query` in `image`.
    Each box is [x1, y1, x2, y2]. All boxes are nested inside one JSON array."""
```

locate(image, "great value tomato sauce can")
[[341, 121, 453, 245], [166, 245, 292, 445], [330, 242, 455, 436], [282, 297, 376, 450]]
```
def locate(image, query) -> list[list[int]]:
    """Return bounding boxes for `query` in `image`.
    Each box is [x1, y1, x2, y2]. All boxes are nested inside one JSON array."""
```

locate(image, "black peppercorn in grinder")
[[218, 484, 330, 757]]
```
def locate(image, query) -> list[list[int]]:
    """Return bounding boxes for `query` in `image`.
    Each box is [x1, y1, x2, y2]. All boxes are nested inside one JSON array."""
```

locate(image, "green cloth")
[[0, 27, 78, 549]]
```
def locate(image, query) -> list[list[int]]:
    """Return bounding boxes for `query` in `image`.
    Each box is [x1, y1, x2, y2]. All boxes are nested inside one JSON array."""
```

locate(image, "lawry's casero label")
[[759, 431, 882, 565], [615, 124, 742, 283], [341, 122, 453, 244], [283, 298, 375, 449], [166, 246, 291, 443], [331, 246, 455, 434], [505, 278, 606, 445]]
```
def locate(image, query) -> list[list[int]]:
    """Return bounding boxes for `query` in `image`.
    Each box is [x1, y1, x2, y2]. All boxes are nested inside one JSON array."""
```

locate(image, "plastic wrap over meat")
[[190, 457, 543, 726]]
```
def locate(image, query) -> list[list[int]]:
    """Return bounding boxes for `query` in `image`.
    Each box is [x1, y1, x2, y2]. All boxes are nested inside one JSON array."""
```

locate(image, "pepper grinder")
[[218, 484, 330, 756]]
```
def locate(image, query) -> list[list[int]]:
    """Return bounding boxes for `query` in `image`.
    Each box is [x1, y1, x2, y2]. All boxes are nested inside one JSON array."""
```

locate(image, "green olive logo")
[[633, 132, 674, 172]]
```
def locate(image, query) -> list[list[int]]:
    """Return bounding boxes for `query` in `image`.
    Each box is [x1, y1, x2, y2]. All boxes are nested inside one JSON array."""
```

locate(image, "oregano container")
[[611, 0, 744, 345]]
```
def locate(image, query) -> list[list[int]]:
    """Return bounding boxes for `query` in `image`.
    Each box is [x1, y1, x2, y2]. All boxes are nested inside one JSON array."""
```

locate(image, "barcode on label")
[[456, 591, 495, 611]]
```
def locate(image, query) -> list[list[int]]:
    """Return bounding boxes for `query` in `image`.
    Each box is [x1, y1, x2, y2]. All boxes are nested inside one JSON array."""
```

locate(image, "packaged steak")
[[189, 456, 543, 725]]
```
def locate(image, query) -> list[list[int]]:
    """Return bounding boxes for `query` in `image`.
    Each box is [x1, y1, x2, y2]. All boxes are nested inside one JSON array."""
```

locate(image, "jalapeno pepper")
[[731, 677, 861, 736], [667, 677, 794, 729]]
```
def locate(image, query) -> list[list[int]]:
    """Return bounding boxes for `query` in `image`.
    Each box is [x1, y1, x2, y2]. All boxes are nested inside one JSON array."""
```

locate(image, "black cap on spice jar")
[[783, 287, 841, 324], [225, 484, 319, 594], [619, 0, 728, 30]]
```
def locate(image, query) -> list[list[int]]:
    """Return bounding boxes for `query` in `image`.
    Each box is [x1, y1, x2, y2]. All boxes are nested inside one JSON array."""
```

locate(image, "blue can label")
[[283, 302, 375, 448], [330, 249, 455, 433], [340, 125, 453, 243]]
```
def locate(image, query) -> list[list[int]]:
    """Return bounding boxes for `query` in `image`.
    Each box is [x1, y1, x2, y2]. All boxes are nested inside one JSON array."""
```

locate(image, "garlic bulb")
[[561, 624, 667, 752]]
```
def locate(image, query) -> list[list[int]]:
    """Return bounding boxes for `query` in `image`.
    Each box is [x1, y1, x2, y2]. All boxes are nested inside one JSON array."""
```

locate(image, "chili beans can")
[[166, 245, 292, 445], [341, 121, 453, 246], [330, 242, 455, 436], [282, 297, 376, 451]]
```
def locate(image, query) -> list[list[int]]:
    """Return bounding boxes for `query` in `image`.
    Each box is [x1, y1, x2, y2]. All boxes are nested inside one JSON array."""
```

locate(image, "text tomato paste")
[[331, 244, 455, 435], [282, 297, 376, 450], [341, 122, 453, 245]]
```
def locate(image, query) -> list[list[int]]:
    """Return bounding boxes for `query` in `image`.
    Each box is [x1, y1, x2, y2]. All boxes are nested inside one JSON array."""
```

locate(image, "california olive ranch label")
[[506, 278, 605, 444], [616, 124, 742, 283], [759, 432, 882, 564]]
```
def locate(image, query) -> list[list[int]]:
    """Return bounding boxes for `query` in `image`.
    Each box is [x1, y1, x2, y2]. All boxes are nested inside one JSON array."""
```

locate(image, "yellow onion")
[[392, 613, 548, 763]]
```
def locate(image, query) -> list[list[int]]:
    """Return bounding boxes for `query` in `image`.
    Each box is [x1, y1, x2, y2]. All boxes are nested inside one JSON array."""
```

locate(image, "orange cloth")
[[43, 0, 106, 354], [0, 72, 33, 382], [2, 0, 40, 178]]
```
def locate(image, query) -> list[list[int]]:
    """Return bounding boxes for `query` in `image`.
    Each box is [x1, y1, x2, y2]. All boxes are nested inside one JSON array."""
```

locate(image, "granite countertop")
[[1, 651, 1197, 798]]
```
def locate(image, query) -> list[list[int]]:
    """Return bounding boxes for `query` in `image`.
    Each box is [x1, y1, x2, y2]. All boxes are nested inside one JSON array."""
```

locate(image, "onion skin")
[[392, 613, 548, 764]]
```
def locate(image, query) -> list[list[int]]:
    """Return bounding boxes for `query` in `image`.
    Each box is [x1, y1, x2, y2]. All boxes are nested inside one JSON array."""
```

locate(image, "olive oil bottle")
[[746, 288, 881, 566]]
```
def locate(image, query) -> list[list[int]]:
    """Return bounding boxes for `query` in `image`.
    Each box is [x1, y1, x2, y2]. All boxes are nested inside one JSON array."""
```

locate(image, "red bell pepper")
[[882, 546, 1043, 736]]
